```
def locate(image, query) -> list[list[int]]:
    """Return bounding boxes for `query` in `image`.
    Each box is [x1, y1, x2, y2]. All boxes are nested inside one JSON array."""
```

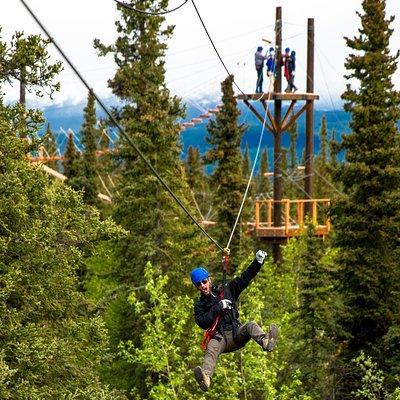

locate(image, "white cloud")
[[1, 0, 399, 111]]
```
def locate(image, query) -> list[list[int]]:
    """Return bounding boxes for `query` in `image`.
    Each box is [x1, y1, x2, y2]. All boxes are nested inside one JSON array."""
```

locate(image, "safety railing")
[[254, 198, 331, 238]]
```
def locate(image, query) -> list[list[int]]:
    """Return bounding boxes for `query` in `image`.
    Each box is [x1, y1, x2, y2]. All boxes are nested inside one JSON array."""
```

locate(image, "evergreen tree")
[[288, 120, 298, 172], [329, 128, 338, 167], [289, 227, 344, 398], [94, 1, 211, 394], [331, 0, 400, 395], [185, 145, 207, 217], [203, 75, 248, 264], [314, 115, 329, 198], [257, 148, 270, 196], [1, 31, 62, 100], [242, 142, 251, 180], [77, 90, 100, 206], [241, 142, 256, 225], [63, 131, 81, 186], [0, 37, 125, 397], [42, 123, 59, 170]]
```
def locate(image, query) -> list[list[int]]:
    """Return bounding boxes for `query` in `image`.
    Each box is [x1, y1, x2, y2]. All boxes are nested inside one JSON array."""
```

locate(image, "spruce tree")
[[185, 145, 207, 217], [242, 142, 251, 180], [0, 33, 124, 398], [63, 131, 80, 184], [257, 148, 270, 196], [288, 120, 298, 172], [331, 0, 400, 394], [329, 128, 338, 167], [203, 74, 248, 264], [314, 115, 329, 198], [289, 227, 344, 398], [77, 90, 100, 206], [42, 123, 59, 170], [94, 1, 211, 394]]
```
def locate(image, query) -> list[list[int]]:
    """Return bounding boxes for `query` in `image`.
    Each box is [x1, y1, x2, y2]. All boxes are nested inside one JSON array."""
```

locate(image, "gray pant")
[[203, 321, 266, 377]]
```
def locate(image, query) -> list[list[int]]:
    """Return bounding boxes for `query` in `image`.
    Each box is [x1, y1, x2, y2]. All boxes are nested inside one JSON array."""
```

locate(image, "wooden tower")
[[237, 7, 330, 262]]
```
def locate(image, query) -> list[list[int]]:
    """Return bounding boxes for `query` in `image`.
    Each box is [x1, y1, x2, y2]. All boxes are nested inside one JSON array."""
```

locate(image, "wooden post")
[[305, 18, 314, 214], [284, 200, 290, 236], [312, 201, 317, 224], [268, 200, 272, 227], [273, 6, 283, 264], [255, 201, 260, 228]]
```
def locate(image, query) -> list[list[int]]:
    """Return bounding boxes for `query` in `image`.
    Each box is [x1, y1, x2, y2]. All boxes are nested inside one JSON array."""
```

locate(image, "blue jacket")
[[266, 56, 276, 73]]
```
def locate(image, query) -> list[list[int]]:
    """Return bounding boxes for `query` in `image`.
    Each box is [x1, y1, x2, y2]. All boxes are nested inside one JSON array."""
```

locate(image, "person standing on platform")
[[254, 46, 267, 93], [266, 47, 276, 92], [282, 47, 291, 92], [287, 50, 298, 92]]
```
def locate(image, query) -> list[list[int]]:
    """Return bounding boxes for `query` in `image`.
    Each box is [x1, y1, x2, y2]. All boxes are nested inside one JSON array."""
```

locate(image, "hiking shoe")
[[194, 366, 210, 392], [261, 323, 279, 352]]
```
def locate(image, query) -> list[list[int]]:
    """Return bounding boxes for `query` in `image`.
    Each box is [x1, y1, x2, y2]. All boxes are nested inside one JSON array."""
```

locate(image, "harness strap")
[[201, 248, 231, 351], [201, 288, 224, 351]]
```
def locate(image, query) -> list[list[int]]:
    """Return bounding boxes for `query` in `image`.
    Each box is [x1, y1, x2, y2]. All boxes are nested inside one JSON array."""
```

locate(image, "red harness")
[[200, 251, 230, 351], [201, 288, 224, 351]]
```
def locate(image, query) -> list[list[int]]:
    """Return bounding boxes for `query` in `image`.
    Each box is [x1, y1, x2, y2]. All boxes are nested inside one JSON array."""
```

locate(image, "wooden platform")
[[236, 92, 319, 101], [254, 224, 330, 238], [253, 198, 331, 240]]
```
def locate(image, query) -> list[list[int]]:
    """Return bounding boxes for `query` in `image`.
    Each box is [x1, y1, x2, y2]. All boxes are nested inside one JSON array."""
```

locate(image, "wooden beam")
[[281, 102, 310, 132], [236, 92, 319, 101], [280, 100, 297, 130], [259, 100, 277, 132], [243, 100, 275, 133], [266, 108, 278, 133]]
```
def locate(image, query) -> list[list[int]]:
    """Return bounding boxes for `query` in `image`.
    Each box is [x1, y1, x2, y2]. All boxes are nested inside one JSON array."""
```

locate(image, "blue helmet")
[[285, 47, 290, 53], [269, 47, 274, 52], [257, 46, 263, 52], [190, 267, 209, 285]]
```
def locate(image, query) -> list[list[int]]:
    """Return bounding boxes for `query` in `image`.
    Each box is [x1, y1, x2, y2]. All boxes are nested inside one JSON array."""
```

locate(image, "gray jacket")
[[255, 51, 266, 69]]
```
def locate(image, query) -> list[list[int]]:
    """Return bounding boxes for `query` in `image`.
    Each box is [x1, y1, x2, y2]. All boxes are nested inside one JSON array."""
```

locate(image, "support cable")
[[189, 0, 282, 250], [20, 0, 224, 253], [190, 0, 246, 96], [113, 0, 189, 16], [226, 57, 277, 250]]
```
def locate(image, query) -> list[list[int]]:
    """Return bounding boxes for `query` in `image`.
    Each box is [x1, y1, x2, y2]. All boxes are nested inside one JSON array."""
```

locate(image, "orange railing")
[[255, 198, 331, 237]]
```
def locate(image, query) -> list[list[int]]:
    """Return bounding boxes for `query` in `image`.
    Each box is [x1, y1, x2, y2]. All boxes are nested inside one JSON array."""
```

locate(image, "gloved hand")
[[256, 250, 267, 264], [219, 299, 232, 310], [291, 71, 295, 76]]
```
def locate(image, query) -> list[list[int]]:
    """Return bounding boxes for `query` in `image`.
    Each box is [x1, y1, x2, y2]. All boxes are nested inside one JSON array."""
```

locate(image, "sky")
[[1, 0, 400, 112]]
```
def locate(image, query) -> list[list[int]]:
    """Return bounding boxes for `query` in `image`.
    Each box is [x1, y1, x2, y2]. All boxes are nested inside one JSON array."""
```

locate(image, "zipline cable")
[[113, 0, 189, 16], [226, 72, 275, 250], [190, 0, 282, 250], [19, 0, 225, 253]]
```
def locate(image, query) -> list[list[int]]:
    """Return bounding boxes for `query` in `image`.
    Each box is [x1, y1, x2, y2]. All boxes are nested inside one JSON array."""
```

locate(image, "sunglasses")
[[195, 278, 209, 287]]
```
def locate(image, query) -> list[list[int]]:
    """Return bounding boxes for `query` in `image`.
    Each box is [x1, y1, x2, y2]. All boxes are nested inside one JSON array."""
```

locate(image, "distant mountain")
[[40, 99, 351, 164]]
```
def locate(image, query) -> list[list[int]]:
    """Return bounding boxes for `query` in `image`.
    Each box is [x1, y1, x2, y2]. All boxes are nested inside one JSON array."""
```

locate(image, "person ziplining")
[[190, 250, 279, 392]]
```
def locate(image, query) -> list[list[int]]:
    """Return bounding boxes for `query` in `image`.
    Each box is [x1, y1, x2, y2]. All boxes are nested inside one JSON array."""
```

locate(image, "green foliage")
[[118, 257, 320, 400], [285, 226, 345, 398], [185, 145, 208, 218], [257, 148, 270, 196], [0, 30, 62, 98], [63, 131, 81, 182], [94, 1, 212, 394], [352, 352, 385, 400], [76, 90, 101, 206], [331, 0, 400, 395], [41, 123, 59, 170], [203, 75, 249, 263], [0, 101, 126, 399]]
